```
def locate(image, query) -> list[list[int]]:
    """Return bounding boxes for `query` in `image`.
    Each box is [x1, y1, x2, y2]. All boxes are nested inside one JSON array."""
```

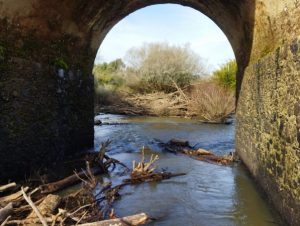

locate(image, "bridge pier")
[[0, 18, 94, 180], [237, 38, 300, 226]]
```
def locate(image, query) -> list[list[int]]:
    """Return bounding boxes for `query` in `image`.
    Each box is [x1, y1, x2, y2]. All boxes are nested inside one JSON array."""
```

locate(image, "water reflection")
[[94, 114, 235, 155], [93, 114, 284, 226]]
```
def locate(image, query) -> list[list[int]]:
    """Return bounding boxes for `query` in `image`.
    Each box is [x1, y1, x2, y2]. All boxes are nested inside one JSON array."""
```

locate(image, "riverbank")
[[95, 82, 236, 124], [95, 92, 187, 117]]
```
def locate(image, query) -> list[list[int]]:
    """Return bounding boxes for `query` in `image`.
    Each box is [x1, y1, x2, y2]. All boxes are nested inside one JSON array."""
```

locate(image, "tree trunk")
[[0, 203, 13, 223], [77, 213, 149, 226], [39, 167, 103, 194]]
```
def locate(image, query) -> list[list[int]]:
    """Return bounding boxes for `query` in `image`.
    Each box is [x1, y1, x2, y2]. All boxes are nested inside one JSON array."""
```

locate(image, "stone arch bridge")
[[0, 1, 299, 225]]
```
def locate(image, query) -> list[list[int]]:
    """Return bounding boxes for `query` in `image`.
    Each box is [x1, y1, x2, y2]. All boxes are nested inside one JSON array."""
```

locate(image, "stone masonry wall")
[[0, 18, 94, 181], [236, 38, 300, 226]]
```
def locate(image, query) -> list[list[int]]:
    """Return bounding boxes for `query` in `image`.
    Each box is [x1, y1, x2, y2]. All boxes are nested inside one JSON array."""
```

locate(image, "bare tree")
[[124, 42, 207, 92]]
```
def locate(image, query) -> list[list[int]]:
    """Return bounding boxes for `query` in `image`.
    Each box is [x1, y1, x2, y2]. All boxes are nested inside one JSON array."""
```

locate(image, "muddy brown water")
[[85, 114, 284, 225]]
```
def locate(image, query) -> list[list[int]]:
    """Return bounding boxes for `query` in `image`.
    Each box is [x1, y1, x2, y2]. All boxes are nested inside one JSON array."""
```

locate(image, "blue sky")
[[95, 4, 235, 72]]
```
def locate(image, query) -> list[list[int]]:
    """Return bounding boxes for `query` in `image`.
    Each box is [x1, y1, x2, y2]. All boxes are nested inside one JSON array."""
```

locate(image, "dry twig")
[[132, 148, 159, 177], [0, 183, 16, 193], [0, 215, 11, 226], [21, 187, 48, 226]]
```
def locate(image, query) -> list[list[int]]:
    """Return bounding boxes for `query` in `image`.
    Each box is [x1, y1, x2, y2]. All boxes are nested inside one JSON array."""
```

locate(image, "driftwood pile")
[[161, 139, 238, 165], [0, 138, 235, 225], [39, 140, 128, 195], [0, 183, 149, 226], [125, 149, 185, 184], [0, 141, 185, 226], [94, 149, 185, 218]]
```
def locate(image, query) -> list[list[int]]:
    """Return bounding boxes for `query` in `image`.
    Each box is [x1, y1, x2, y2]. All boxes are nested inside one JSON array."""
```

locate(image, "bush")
[[93, 59, 125, 89], [187, 81, 235, 123], [125, 42, 207, 93], [95, 86, 122, 106], [213, 60, 237, 90]]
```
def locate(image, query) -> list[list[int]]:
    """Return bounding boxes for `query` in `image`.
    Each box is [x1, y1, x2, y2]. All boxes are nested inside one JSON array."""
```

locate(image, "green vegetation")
[[53, 57, 69, 70], [93, 59, 125, 89], [94, 42, 236, 123], [212, 60, 237, 90], [94, 43, 206, 94]]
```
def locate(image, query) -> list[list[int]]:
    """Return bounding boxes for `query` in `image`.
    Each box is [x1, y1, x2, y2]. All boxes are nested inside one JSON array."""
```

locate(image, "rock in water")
[[94, 119, 102, 125]]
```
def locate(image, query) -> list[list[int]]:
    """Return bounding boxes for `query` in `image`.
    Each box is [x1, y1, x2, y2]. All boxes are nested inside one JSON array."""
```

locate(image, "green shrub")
[[213, 60, 237, 90], [93, 59, 125, 89], [95, 86, 117, 105], [53, 57, 69, 70]]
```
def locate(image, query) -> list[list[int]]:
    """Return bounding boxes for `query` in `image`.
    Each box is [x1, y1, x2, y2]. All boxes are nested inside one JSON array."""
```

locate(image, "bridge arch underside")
[[0, 1, 299, 225]]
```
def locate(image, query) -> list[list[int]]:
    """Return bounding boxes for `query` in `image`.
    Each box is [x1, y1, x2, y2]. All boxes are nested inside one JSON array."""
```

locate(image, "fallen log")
[[0, 215, 11, 226], [40, 140, 128, 194], [13, 197, 45, 213], [161, 139, 193, 154], [39, 167, 104, 194], [96, 122, 130, 126], [0, 203, 13, 223], [162, 139, 235, 165], [0, 183, 17, 193], [194, 148, 213, 156], [196, 155, 233, 165], [0, 187, 29, 204], [169, 139, 190, 147], [5, 217, 58, 225], [26, 194, 61, 220], [77, 213, 149, 226], [124, 172, 186, 184]]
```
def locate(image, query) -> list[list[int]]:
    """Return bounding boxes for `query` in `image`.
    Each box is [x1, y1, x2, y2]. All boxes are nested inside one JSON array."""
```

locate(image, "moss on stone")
[[260, 45, 274, 59], [52, 57, 69, 70]]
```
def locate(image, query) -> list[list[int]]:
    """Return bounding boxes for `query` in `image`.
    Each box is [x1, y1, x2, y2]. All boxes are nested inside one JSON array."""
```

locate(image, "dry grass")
[[96, 80, 235, 124], [96, 91, 188, 117], [186, 81, 235, 123]]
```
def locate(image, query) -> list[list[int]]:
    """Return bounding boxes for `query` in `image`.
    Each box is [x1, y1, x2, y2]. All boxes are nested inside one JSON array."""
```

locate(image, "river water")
[[93, 114, 284, 226]]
